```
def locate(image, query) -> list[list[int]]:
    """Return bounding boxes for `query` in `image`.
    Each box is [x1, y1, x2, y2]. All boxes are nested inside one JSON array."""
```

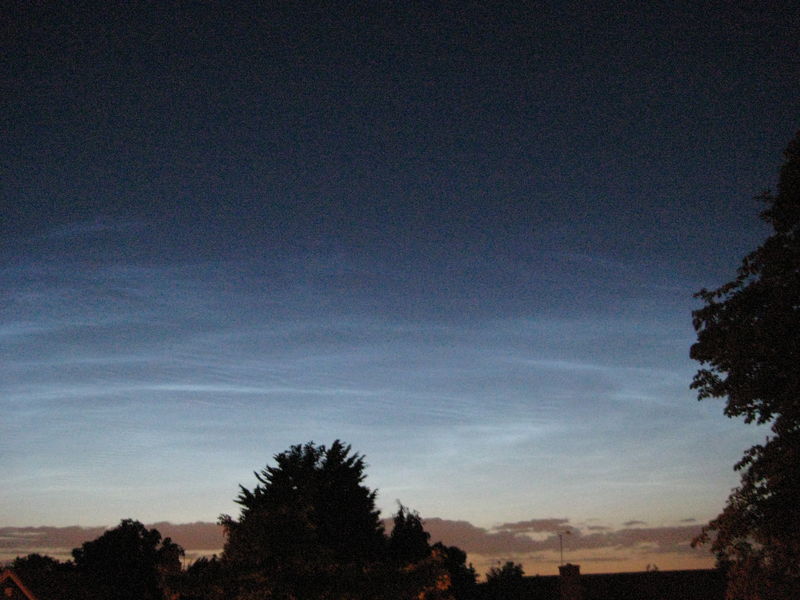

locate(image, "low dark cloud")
[[147, 522, 224, 550], [679, 518, 697, 523], [0, 526, 106, 552], [422, 519, 544, 554], [492, 519, 571, 534], [0, 523, 224, 559], [622, 520, 647, 527], [567, 526, 704, 555], [415, 519, 704, 558], [1, 519, 706, 564]]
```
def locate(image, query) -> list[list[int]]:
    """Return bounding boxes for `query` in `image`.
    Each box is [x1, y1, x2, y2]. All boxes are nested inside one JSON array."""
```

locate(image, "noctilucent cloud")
[[2, 1, 798, 573]]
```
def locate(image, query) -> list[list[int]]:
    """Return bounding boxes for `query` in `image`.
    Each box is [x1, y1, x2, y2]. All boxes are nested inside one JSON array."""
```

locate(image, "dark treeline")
[[3, 441, 524, 600], [688, 131, 800, 600], [6, 520, 181, 600]]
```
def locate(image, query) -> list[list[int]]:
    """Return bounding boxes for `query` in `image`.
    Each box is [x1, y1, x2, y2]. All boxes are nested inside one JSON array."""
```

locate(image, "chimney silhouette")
[[559, 563, 582, 600]]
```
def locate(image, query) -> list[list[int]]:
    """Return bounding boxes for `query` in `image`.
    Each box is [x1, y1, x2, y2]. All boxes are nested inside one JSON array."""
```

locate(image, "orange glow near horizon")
[[469, 549, 715, 579]]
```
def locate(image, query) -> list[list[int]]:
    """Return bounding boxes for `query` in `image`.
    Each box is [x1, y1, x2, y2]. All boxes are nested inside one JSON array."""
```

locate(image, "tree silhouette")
[[220, 441, 385, 567], [431, 543, 477, 600], [218, 440, 470, 600], [691, 131, 800, 599], [485, 561, 526, 600], [486, 560, 524, 584], [178, 556, 227, 600], [388, 505, 431, 564], [72, 519, 183, 600], [220, 441, 390, 599], [10, 554, 86, 600]]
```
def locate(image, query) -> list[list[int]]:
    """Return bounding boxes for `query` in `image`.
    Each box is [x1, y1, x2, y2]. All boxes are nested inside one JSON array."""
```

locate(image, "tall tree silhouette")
[[691, 132, 800, 599], [220, 440, 385, 565], [219, 440, 387, 599], [218, 440, 469, 600], [388, 505, 431, 564]]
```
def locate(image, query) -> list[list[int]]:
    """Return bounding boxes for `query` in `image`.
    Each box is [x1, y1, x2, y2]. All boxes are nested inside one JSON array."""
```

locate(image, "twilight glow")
[[2, 2, 796, 575]]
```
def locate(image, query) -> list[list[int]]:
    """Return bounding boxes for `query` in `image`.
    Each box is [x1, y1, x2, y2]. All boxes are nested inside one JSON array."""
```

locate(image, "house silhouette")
[[1, 569, 39, 600]]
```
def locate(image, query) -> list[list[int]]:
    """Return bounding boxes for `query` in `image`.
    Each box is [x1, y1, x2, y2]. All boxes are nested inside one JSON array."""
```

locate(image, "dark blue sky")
[[2, 0, 798, 573]]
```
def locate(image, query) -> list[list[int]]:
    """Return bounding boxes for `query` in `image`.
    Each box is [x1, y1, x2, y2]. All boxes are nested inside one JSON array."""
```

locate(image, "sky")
[[2, 1, 799, 575]]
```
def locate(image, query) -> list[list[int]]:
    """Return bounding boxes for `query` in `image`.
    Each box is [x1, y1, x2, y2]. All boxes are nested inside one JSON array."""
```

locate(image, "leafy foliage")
[[72, 519, 184, 600], [484, 561, 526, 600], [691, 132, 800, 599], [179, 555, 227, 600], [5, 442, 476, 600], [9, 554, 85, 600], [220, 441, 385, 569], [218, 440, 471, 600], [388, 505, 431, 564], [485, 560, 524, 584], [431, 543, 477, 600], [385, 508, 477, 600]]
